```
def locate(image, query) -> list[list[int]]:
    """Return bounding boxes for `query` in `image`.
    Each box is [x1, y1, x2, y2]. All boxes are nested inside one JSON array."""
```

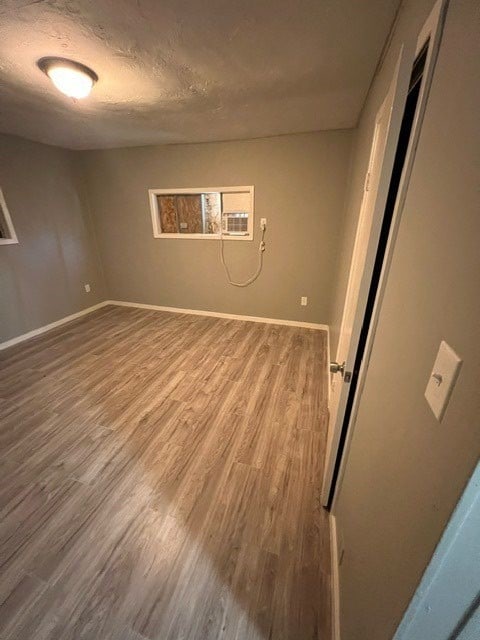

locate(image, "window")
[[0, 187, 18, 245], [148, 186, 254, 240]]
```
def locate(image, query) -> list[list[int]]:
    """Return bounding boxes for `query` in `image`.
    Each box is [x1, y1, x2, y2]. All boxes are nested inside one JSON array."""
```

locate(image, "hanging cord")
[[220, 223, 266, 287]]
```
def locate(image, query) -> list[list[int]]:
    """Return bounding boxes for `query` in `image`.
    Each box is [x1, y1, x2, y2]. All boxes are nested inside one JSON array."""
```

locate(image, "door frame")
[[321, 53, 413, 506], [325, 0, 449, 511], [393, 461, 480, 639]]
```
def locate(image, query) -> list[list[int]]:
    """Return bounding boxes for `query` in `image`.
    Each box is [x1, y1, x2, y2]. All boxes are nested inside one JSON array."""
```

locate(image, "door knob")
[[330, 361, 345, 376]]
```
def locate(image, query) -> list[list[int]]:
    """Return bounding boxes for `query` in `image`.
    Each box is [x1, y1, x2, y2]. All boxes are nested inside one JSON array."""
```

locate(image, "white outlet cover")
[[424, 341, 462, 422]]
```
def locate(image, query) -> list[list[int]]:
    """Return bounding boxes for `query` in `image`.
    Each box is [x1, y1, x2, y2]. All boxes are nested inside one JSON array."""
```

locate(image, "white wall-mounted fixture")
[[425, 341, 462, 422], [0, 187, 18, 245], [37, 57, 98, 99]]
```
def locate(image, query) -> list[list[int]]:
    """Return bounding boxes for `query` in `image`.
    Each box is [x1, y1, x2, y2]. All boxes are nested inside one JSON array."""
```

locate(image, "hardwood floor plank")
[[0, 305, 331, 639]]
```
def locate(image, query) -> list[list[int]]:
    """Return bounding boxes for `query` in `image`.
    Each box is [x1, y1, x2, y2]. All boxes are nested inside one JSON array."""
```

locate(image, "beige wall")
[[0, 134, 105, 342], [334, 1, 480, 638], [80, 131, 353, 324]]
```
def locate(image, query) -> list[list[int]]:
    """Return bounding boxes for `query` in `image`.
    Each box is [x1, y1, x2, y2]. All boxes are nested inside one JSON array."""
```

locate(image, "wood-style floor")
[[0, 305, 331, 640]]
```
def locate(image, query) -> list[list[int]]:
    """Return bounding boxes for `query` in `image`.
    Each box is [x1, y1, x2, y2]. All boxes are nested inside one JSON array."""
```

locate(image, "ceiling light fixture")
[[37, 57, 98, 99]]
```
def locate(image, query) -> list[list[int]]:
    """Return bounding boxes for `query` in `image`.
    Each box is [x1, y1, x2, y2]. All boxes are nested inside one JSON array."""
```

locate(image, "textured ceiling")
[[0, 0, 401, 149]]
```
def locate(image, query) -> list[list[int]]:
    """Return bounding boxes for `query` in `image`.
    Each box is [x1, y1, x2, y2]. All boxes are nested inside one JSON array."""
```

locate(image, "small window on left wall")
[[0, 188, 18, 245]]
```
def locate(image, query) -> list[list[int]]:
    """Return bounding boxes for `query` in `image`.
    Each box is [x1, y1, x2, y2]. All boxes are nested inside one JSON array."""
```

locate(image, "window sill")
[[152, 233, 253, 241]]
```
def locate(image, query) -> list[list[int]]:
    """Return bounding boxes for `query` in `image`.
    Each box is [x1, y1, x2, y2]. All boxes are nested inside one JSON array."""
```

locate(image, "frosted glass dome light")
[[38, 57, 98, 99]]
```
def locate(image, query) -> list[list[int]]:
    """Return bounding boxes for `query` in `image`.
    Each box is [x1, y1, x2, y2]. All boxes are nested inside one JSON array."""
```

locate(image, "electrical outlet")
[[301, 296, 308, 306], [260, 218, 267, 229], [84, 283, 91, 293]]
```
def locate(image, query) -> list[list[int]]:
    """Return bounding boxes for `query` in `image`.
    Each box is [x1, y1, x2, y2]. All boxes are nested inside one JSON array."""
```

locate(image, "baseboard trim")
[[0, 299, 329, 352], [0, 301, 109, 351], [107, 300, 329, 331], [330, 514, 341, 640]]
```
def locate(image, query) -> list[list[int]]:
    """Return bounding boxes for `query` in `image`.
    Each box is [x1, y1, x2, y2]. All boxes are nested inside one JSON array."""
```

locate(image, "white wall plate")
[[425, 341, 462, 422]]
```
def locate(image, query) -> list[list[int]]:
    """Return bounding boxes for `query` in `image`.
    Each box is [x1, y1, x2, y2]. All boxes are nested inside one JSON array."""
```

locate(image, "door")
[[321, 50, 413, 506]]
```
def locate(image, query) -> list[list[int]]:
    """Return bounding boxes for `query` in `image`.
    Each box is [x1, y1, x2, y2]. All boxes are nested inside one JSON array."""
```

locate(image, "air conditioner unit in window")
[[222, 212, 249, 235]]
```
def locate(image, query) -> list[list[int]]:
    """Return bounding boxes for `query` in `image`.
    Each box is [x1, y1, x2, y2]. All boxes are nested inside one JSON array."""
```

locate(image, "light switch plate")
[[425, 341, 462, 422]]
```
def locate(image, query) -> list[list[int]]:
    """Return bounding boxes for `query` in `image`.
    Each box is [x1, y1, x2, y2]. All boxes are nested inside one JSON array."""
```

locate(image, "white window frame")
[[0, 187, 18, 245], [148, 186, 254, 241]]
